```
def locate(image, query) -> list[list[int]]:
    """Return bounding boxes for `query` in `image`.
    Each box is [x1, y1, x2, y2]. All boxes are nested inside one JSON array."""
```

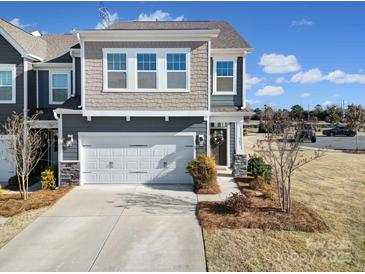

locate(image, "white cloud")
[[95, 12, 119, 29], [10, 18, 33, 29], [322, 100, 333, 107], [258, 53, 301, 74], [255, 86, 284, 96], [301, 92, 310, 97], [290, 68, 365, 84], [246, 99, 260, 105], [333, 93, 340, 98], [325, 70, 365, 84], [137, 10, 185, 21], [246, 74, 263, 90], [291, 19, 313, 27], [290, 68, 323, 84], [275, 77, 286, 84]]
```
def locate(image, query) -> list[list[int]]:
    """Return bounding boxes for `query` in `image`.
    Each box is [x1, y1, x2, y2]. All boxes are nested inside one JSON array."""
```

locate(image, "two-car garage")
[[79, 133, 195, 185]]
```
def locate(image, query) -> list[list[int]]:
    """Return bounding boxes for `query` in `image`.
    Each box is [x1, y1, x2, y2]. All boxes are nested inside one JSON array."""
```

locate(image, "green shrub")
[[8, 175, 19, 188], [224, 192, 250, 214], [0, 185, 3, 197], [41, 169, 57, 190], [7, 174, 39, 190], [247, 154, 273, 182], [186, 154, 217, 192]]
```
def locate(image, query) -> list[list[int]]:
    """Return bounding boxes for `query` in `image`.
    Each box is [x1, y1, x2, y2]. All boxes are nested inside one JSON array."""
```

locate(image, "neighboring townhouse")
[[0, 18, 78, 183], [0, 19, 253, 186]]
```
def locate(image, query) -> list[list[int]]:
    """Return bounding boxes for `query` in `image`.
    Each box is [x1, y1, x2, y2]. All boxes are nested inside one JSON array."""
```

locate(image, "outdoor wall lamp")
[[65, 134, 74, 147]]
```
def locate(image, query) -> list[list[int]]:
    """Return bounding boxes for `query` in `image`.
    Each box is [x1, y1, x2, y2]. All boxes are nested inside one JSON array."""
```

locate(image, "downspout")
[[70, 51, 76, 97], [23, 58, 28, 198], [241, 50, 247, 110]]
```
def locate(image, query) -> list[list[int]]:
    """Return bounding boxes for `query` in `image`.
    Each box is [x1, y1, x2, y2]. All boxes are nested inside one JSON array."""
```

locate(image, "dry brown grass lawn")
[[203, 137, 365, 271], [0, 185, 73, 217]]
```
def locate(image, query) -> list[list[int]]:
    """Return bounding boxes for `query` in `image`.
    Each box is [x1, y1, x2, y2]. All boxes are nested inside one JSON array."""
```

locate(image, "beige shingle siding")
[[84, 41, 209, 111]]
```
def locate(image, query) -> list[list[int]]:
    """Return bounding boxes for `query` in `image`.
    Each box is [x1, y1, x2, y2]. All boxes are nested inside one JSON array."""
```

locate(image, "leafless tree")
[[345, 104, 365, 152], [2, 112, 47, 200], [256, 110, 324, 213]]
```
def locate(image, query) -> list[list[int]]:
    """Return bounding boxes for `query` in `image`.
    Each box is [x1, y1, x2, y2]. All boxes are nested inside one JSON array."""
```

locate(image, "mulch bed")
[[0, 185, 73, 217], [195, 182, 221, 194], [197, 179, 328, 232]]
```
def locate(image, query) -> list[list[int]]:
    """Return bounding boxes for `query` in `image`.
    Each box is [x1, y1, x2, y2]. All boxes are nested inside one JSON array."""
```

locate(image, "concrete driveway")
[[0, 185, 206, 272]]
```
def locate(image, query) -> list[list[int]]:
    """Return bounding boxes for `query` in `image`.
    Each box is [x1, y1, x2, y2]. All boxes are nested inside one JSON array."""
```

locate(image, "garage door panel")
[[84, 161, 97, 170], [126, 148, 138, 157], [82, 135, 194, 184]]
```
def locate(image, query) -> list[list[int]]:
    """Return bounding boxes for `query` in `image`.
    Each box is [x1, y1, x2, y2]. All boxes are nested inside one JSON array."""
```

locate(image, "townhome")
[[0, 19, 252, 186]]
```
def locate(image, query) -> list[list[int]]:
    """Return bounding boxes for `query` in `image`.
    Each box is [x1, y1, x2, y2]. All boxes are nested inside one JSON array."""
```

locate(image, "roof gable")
[[0, 18, 47, 60]]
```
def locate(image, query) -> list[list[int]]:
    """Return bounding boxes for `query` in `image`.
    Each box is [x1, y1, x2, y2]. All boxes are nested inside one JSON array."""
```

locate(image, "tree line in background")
[[250, 104, 365, 127]]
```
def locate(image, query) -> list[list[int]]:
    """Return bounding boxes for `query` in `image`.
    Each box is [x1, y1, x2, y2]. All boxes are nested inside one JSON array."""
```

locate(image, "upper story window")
[[213, 59, 236, 95], [137, 53, 157, 89], [0, 64, 16, 104], [166, 53, 187, 89], [50, 71, 71, 105], [102, 48, 190, 93], [107, 53, 127, 89]]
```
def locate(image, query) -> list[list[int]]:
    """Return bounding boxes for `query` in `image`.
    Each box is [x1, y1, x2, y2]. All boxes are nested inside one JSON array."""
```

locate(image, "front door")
[[210, 128, 227, 166]]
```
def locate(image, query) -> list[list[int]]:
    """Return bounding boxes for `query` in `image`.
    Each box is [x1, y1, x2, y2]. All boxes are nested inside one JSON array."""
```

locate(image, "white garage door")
[[0, 136, 16, 184], [80, 134, 194, 184]]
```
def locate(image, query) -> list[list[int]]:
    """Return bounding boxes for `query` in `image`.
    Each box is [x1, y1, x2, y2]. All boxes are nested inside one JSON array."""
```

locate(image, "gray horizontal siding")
[[38, 70, 73, 109], [211, 57, 243, 108], [0, 34, 24, 132], [62, 115, 207, 161]]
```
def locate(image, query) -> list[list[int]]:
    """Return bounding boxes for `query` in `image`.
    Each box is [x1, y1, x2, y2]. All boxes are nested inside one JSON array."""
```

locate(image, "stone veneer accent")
[[232, 154, 248, 178], [84, 41, 208, 111], [59, 162, 80, 187]]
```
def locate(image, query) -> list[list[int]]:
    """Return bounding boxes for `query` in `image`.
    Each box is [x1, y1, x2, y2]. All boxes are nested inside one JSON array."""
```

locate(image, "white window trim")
[[49, 69, 71, 105], [0, 64, 16, 104], [102, 50, 128, 92], [212, 58, 237, 95], [136, 52, 158, 91], [102, 48, 190, 93], [165, 52, 190, 92]]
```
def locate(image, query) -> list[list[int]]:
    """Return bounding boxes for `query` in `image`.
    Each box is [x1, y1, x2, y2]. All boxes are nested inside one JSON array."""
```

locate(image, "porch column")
[[235, 120, 244, 155]]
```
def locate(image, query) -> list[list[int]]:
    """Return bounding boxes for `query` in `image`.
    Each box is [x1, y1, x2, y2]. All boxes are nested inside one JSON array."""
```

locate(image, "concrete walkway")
[[0, 185, 206, 272], [197, 169, 240, 202]]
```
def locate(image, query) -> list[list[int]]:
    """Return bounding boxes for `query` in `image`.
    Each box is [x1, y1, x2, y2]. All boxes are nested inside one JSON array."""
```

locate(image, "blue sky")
[[1, 1, 364, 109]]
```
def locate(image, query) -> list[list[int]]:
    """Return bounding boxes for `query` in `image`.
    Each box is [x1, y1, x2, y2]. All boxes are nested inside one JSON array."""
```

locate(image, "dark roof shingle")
[[41, 34, 79, 62], [107, 21, 252, 49]]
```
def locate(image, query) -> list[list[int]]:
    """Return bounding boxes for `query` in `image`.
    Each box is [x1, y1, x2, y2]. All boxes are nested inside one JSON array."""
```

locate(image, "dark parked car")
[[322, 125, 356, 137], [295, 125, 316, 143]]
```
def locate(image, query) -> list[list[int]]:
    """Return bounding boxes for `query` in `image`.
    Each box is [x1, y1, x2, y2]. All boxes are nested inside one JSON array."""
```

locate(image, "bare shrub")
[[224, 192, 250, 214]]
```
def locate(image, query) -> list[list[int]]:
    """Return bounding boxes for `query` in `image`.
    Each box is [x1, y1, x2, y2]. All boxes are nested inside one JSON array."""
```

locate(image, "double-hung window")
[[0, 64, 16, 104], [215, 60, 236, 94], [50, 71, 70, 104], [137, 53, 157, 89], [106, 53, 127, 89], [166, 53, 187, 89]]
